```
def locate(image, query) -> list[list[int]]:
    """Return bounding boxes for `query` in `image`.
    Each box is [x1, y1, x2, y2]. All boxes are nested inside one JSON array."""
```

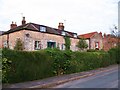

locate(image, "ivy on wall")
[[64, 36, 71, 50]]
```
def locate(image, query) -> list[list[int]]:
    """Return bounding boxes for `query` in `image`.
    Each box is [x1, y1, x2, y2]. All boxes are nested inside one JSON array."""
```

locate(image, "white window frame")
[[40, 26, 46, 32], [34, 41, 41, 50], [61, 31, 66, 36]]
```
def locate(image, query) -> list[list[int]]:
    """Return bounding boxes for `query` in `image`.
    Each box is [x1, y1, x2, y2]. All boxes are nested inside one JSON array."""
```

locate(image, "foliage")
[[2, 58, 12, 83], [64, 36, 71, 50], [108, 47, 120, 64], [14, 38, 24, 51], [45, 48, 72, 75], [2, 49, 54, 83], [77, 38, 88, 51], [2, 47, 119, 83]]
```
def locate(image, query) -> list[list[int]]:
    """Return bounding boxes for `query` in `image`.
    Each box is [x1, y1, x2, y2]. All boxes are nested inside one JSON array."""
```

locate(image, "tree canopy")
[[77, 38, 88, 51]]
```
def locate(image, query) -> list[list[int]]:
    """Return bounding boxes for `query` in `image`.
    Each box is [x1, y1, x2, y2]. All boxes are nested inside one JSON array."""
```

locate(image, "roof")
[[78, 32, 98, 39], [2, 23, 78, 38], [0, 31, 4, 35]]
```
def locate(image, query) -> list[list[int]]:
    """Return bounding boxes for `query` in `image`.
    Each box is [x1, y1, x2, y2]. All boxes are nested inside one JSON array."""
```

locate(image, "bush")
[[2, 49, 54, 83], [108, 47, 120, 64], [2, 47, 119, 83]]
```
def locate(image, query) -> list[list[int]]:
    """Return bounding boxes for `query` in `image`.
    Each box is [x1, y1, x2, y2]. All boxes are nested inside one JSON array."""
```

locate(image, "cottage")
[[78, 32, 103, 50], [0, 17, 79, 51]]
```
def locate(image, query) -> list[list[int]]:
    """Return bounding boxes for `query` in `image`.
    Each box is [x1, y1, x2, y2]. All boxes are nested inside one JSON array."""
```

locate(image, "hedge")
[[2, 47, 119, 83]]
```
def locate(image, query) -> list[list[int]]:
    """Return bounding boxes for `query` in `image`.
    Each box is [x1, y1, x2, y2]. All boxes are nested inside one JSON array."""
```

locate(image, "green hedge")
[[2, 47, 119, 83], [2, 49, 54, 83], [108, 47, 120, 64]]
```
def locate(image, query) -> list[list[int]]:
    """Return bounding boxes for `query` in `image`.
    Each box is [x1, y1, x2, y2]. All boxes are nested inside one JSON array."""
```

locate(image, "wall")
[[0, 35, 7, 48], [23, 30, 66, 51], [90, 33, 103, 50], [24, 30, 79, 51], [70, 38, 79, 51], [103, 35, 118, 51]]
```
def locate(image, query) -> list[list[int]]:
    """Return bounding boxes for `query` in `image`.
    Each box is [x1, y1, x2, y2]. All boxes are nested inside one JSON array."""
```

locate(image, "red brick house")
[[78, 32, 103, 50], [78, 32, 119, 51], [103, 34, 119, 51], [0, 17, 79, 51]]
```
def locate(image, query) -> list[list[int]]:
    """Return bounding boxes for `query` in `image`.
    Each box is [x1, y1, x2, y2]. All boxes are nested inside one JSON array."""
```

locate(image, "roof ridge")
[[79, 31, 97, 36]]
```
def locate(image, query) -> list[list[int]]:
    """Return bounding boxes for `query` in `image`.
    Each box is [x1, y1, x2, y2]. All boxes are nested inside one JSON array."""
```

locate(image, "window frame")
[[34, 41, 41, 50], [39, 26, 46, 32]]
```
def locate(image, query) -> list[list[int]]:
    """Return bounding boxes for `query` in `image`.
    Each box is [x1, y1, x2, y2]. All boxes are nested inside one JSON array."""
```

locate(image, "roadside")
[[3, 64, 118, 88]]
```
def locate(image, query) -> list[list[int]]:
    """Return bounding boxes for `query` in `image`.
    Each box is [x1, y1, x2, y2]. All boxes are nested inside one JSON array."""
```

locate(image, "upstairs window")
[[73, 33, 77, 38], [40, 26, 46, 32], [61, 31, 66, 36]]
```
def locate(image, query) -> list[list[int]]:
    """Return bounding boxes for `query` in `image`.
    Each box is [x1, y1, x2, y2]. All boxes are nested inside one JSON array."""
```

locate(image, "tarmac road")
[[53, 67, 119, 88]]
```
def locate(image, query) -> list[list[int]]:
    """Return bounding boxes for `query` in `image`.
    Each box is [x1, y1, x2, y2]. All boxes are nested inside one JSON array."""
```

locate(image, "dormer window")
[[40, 26, 46, 32], [61, 31, 66, 36], [73, 33, 77, 38]]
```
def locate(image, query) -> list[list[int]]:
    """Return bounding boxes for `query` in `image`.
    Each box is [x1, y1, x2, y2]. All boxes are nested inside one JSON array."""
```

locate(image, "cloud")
[[0, 0, 119, 34]]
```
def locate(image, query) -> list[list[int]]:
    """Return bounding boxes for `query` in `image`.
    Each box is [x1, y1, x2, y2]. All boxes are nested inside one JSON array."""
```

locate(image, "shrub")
[[108, 47, 120, 64], [2, 47, 119, 83], [2, 49, 54, 83], [77, 38, 88, 51]]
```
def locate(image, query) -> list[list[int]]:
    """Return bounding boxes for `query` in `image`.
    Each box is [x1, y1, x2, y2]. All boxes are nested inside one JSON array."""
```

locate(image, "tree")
[[77, 38, 88, 51], [110, 25, 120, 47], [110, 25, 120, 37], [64, 36, 71, 50], [14, 38, 24, 51]]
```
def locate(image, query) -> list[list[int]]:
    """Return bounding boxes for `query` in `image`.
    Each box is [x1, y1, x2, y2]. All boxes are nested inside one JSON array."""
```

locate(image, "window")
[[40, 26, 46, 32], [62, 31, 65, 36], [47, 42, 56, 48], [61, 44, 65, 50], [34, 41, 41, 50], [95, 42, 99, 49], [73, 33, 77, 38], [3, 41, 8, 48]]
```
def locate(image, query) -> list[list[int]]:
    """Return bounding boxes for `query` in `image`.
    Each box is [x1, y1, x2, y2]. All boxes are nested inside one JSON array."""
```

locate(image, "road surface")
[[53, 67, 119, 88]]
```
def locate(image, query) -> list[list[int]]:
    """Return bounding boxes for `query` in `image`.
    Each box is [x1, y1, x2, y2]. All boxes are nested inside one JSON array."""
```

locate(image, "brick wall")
[[90, 33, 103, 50], [103, 35, 118, 51]]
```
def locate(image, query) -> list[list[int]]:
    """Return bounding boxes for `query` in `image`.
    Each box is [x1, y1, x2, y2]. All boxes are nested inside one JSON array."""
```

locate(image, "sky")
[[0, 0, 119, 35]]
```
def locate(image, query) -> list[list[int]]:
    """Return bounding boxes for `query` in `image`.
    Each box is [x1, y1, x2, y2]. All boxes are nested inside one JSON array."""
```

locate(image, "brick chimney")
[[58, 22, 64, 30], [10, 21, 17, 29], [99, 32, 102, 37], [104, 33, 106, 38], [22, 17, 26, 25]]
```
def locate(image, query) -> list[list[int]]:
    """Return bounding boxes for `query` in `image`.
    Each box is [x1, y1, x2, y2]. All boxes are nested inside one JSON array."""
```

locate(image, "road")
[[53, 67, 119, 88]]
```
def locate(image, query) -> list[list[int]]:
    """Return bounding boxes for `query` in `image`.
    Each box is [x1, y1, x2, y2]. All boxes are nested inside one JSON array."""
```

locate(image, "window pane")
[[40, 26, 46, 32]]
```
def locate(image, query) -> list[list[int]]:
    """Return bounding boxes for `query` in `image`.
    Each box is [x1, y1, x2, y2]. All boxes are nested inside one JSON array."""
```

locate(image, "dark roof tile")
[[2, 23, 77, 38]]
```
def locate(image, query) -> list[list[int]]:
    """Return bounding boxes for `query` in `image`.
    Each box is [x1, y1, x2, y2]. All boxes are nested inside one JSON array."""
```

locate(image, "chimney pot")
[[22, 16, 26, 25], [58, 22, 64, 30], [10, 21, 17, 29]]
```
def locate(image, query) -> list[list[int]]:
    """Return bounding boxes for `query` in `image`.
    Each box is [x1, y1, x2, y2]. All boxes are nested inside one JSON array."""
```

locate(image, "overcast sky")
[[0, 0, 119, 35]]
